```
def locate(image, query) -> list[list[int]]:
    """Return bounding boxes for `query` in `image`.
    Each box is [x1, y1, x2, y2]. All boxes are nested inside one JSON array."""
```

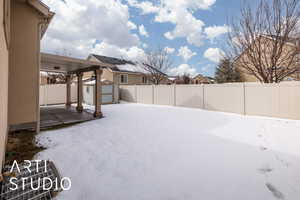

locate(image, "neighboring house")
[[167, 76, 190, 84], [87, 54, 161, 85], [235, 35, 300, 82], [40, 71, 69, 85], [192, 74, 214, 84], [0, 0, 53, 172]]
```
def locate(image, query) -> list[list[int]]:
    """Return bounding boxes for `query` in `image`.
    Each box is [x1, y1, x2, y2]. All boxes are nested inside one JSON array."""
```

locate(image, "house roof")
[[41, 53, 110, 74], [91, 54, 135, 65], [90, 54, 148, 74]]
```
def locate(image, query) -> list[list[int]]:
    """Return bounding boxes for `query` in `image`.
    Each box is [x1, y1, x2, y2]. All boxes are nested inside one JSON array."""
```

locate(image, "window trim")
[[120, 74, 128, 84]]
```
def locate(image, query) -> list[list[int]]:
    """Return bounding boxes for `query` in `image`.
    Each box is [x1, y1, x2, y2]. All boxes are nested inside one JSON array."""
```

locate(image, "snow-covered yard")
[[36, 103, 300, 200]]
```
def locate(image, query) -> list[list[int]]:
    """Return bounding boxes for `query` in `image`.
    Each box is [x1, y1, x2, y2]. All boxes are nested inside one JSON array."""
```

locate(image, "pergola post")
[[66, 74, 71, 108], [94, 69, 103, 118], [76, 72, 84, 112]]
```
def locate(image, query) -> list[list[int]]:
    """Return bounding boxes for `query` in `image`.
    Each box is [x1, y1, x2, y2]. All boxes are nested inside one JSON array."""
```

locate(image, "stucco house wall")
[[0, 0, 9, 170], [8, 1, 42, 126], [116, 73, 145, 85], [235, 36, 299, 82]]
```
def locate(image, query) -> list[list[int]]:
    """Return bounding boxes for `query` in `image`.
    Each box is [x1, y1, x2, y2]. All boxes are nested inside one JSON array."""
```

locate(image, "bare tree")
[[180, 73, 192, 84], [227, 0, 300, 83], [142, 47, 172, 84]]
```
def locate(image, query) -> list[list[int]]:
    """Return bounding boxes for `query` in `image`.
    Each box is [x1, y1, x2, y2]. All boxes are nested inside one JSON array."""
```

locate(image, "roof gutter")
[[27, 0, 55, 38]]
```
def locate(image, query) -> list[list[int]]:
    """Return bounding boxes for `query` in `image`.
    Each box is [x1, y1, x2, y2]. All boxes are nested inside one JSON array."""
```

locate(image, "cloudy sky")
[[41, 0, 244, 77]]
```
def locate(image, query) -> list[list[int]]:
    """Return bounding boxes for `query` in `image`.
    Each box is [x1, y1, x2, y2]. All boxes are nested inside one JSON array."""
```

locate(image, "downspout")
[[36, 17, 50, 133]]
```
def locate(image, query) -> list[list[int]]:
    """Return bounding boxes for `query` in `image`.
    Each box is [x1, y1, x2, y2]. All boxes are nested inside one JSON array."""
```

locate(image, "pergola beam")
[[94, 69, 103, 118], [40, 53, 107, 116], [76, 72, 84, 112], [66, 74, 71, 108]]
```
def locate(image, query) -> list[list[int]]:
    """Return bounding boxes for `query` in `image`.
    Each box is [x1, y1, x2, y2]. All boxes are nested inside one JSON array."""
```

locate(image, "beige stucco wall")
[[8, 1, 41, 125], [116, 73, 145, 85], [103, 68, 114, 82], [0, 0, 9, 170], [236, 36, 298, 82]]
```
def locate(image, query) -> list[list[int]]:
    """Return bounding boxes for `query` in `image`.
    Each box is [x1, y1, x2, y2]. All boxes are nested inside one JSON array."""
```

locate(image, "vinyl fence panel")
[[40, 84, 77, 105], [154, 85, 175, 106], [120, 85, 136, 102], [137, 85, 153, 104], [175, 85, 204, 108], [204, 83, 245, 114], [244, 83, 279, 118], [119, 82, 300, 120]]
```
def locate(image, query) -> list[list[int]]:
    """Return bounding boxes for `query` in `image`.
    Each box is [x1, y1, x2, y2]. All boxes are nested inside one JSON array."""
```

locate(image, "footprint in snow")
[[266, 183, 285, 199], [258, 166, 273, 174], [260, 146, 268, 151]]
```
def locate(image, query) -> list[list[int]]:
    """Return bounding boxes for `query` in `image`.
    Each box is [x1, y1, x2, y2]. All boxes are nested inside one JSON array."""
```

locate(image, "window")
[[142, 76, 147, 84], [86, 86, 90, 93], [120, 74, 128, 84], [3, 0, 10, 48]]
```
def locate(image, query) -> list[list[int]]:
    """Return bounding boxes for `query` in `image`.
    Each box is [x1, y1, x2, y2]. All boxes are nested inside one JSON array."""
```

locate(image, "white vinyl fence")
[[40, 84, 119, 106], [40, 84, 77, 105], [120, 82, 300, 120]]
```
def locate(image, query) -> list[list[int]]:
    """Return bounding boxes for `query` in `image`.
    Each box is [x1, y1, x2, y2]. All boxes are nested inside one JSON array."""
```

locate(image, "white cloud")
[[168, 64, 198, 76], [204, 25, 230, 41], [139, 24, 149, 37], [127, 0, 159, 14], [92, 42, 145, 61], [127, 21, 137, 30], [164, 47, 175, 54], [41, 0, 140, 59], [128, 0, 216, 47], [178, 46, 197, 61], [203, 48, 225, 63]]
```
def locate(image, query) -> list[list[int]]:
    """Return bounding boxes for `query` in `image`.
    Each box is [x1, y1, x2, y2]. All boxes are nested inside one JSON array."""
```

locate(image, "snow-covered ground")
[[36, 103, 300, 200]]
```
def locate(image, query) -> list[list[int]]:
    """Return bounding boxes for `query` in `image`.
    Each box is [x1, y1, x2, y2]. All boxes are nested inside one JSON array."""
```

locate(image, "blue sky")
[[41, 0, 245, 77]]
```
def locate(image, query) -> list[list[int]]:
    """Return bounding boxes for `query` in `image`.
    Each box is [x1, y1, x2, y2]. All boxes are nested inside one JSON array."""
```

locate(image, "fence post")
[[202, 84, 205, 109], [173, 84, 176, 106], [152, 85, 154, 104], [243, 83, 246, 115], [135, 85, 138, 103]]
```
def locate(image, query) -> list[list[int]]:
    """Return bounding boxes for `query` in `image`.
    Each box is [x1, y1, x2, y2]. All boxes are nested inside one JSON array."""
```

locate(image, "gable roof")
[[89, 54, 147, 74], [90, 54, 168, 76], [90, 54, 135, 65]]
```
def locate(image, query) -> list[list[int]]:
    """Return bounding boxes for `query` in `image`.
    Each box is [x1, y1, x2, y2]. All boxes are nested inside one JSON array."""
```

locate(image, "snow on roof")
[[116, 63, 148, 74], [85, 79, 111, 85], [168, 77, 176, 81]]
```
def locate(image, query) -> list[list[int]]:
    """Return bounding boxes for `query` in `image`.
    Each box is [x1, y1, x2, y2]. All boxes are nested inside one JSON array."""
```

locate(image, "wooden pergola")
[[40, 53, 110, 118]]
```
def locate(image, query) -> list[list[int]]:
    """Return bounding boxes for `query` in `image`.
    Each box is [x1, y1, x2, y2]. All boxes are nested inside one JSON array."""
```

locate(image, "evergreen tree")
[[215, 58, 241, 83]]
